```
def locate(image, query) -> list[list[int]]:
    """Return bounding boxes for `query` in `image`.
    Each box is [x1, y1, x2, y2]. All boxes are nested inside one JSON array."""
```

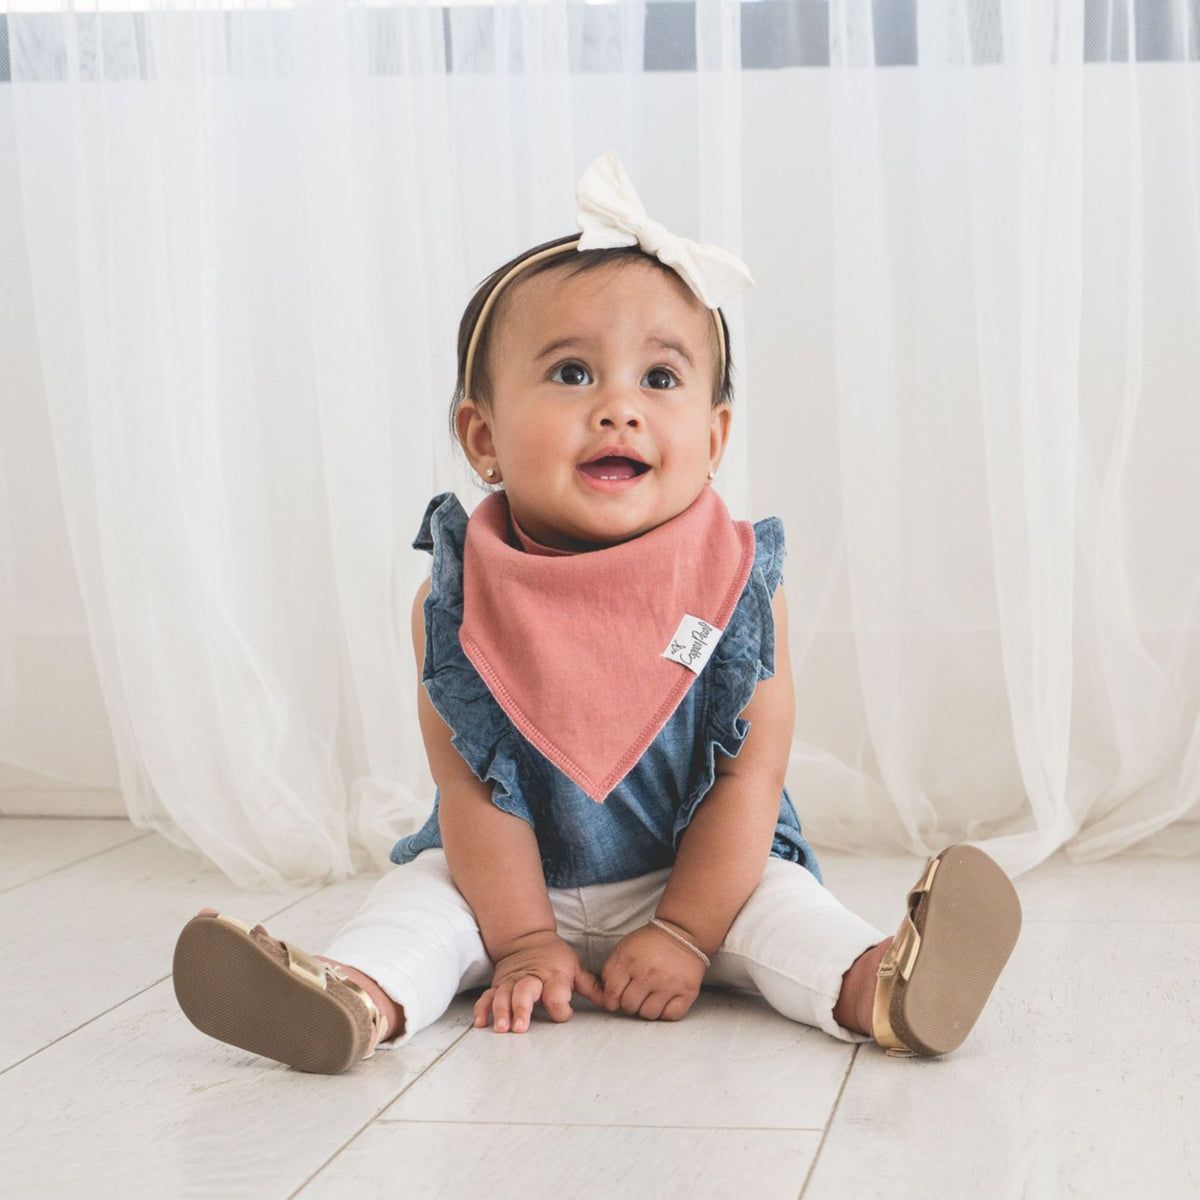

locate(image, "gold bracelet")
[[648, 918, 711, 968]]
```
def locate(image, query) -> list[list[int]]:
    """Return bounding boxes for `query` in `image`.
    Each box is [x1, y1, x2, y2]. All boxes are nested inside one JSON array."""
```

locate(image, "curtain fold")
[[788, 0, 1200, 872], [2, 0, 1199, 884]]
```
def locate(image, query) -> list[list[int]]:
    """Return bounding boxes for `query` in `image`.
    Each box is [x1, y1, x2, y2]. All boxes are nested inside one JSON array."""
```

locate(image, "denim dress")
[[391, 493, 820, 888]]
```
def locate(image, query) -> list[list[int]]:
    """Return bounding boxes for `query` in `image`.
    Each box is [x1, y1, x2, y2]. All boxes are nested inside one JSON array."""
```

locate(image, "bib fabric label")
[[662, 614, 724, 675]]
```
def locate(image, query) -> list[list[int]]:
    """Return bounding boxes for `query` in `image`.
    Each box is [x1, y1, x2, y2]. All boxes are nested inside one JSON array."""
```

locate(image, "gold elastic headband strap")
[[462, 237, 728, 399]]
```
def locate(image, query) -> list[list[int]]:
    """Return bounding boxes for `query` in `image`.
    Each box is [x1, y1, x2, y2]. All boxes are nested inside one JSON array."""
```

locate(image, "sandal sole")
[[172, 915, 368, 1074], [887, 844, 1022, 1056]]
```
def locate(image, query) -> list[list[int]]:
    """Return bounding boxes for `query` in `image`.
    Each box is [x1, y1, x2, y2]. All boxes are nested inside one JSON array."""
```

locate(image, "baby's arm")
[[599, 586, 796, 1020], [412, 580, 604, 1033]]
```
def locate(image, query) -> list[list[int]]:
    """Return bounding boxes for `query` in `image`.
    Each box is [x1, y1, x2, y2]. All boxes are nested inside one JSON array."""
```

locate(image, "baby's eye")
[[550, 361, 592, 386], [642, 367, 679, 390]]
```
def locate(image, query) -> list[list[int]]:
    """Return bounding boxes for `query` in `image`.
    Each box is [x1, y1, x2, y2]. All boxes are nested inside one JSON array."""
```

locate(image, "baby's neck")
[[508, 513, 577, 558]]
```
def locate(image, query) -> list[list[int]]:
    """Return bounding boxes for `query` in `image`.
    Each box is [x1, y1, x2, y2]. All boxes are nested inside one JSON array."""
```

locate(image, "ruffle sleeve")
[[670, 516, 818, 878], [390, 495, 536, 866]]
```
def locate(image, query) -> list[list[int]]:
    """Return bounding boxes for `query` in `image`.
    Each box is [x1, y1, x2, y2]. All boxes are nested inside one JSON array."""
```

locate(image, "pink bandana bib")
[[459, 487, 756, 802]]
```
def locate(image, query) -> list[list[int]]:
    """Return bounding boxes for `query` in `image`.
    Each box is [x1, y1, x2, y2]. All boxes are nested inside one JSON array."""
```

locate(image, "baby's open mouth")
[[578, 456, 650, 482]]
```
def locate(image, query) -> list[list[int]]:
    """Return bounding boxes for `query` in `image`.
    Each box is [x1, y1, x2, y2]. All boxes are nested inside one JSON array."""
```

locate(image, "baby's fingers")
[[573, 965, 606, 1009], [660, 994, 694, 1022], [509, 975, 544, 1033], [474, 987, 496, 1028], [637, 991, 672, 1021], [488, 982, 515, 1033], [601, 964, 631, 1012], [539, 974, 576, 1024]]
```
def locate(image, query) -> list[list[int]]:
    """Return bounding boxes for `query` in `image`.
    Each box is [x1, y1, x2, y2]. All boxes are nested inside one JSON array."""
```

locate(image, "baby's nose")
[[599, 409, 641, 428], [598, 407, 642, 429], [595, 387, 643, 428]]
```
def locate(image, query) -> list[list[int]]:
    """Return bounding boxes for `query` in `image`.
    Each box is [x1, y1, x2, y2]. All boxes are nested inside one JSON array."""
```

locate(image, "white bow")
[[575, 153, 754, 310]]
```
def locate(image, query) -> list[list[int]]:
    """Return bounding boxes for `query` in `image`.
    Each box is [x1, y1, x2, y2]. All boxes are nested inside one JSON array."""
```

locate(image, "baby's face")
[[458, 258, 730, 552]]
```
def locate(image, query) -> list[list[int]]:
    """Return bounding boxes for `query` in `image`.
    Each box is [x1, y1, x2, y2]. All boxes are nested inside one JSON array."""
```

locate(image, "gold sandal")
[[173, 913, 389, 1074], [873, 844, 1022, 1058]]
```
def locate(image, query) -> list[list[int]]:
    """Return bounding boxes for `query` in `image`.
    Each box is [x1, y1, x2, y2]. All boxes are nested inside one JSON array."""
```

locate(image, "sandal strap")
[[212, 913, 258, 937], [285, 941, 330, 990], [213, 913, 389, 1054], [906, 854, 940, 917], [325, 965, 390, 1051], [871, 989, 912, 1056], [872, 854, 942, 1057], [285, 943, 390, 1050], [879, 854, 940, 986]]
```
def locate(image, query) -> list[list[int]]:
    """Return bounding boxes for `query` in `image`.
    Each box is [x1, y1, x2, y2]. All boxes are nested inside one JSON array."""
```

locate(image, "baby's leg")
[[706, 858, 884, 1043], [711, 848, 1021, 1055], [320, 848, 492, 1046], [188, 910, 408, 1049], [175, 850, 491, 1071]]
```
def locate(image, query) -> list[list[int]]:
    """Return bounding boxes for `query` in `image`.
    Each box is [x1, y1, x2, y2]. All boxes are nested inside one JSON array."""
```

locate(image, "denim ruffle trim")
[[668, 514, 817, 875], [393, 492, 818, 883], [395, 494, 538, 865]]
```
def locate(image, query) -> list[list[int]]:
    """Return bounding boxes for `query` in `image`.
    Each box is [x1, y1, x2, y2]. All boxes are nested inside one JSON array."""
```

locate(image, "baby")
[[173, 153, 1021, 1072]]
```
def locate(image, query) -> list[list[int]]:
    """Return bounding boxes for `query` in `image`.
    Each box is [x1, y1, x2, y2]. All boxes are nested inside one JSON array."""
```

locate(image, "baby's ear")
[[456, 398, 497, 465], [708, 402, 732, 471]]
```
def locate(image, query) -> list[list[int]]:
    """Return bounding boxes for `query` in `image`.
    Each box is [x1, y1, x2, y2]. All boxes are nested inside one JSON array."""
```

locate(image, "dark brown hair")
[[450, 234, 734, 434]]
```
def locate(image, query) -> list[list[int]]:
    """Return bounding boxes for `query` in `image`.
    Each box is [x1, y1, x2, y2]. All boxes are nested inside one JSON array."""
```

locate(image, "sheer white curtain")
[[0, 0, 747, 884], [2, 0, 1198, 885], [755, 0, 1200, 871]]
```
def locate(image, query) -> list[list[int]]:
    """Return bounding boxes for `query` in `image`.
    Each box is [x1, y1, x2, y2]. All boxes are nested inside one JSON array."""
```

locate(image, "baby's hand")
[[598, 923, 707, 1021], [476, 930, 605, 1034]]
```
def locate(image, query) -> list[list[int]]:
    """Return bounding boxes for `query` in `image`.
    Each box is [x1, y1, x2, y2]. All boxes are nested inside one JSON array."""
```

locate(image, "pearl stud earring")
[[486, 468, 496, 479]]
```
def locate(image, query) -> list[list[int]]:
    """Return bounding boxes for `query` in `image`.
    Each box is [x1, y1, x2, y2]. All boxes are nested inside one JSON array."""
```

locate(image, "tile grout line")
[[0, 828, 154, 896], [0, 812, 132, 821], [368, 1118, 830, 1131], [287, 1023, 479, 1199], [0, 884, 330, 1076], [797, 1044, 859, 1199], [1017, 918, 1200, 926], [0, 972, 174, 1077]]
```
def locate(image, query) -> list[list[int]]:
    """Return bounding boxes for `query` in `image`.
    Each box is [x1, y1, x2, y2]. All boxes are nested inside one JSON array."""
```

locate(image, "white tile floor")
[[2, 817, 1198, 1199]]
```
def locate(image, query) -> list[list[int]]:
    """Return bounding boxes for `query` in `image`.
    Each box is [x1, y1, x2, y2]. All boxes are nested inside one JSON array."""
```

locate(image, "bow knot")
[[574, 153, 754, 310], [635, 216, 672, 257]]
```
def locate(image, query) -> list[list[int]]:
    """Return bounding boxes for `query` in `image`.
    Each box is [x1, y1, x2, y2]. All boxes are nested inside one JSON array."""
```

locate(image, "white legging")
[[323, 850, 884, 1045]]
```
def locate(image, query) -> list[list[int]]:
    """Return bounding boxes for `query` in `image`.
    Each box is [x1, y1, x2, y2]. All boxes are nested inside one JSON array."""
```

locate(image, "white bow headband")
[[463, 152, 754, 398]]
